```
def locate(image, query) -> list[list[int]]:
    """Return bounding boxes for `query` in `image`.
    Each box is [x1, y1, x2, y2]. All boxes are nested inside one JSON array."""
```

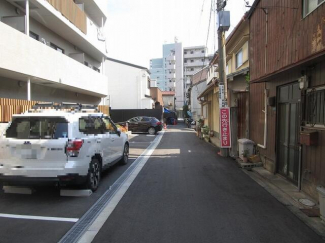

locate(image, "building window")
[[184, 60, 187, 63], [201, 50, 205, 53], [29, 31, 39, 40], [184, 51, 187, 54], [236, 49, 243, 68], [191, 60, 194, 63], [306, 88, 325, 126], [191, 68, 194, 71], [303, 0, 325, 17], [190, 51, 194, 54], [50, 43, 64, 54], [201, 59, 204, 62]]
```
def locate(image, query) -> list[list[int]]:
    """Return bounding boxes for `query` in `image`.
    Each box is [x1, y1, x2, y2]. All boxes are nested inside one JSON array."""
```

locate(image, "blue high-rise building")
[[150, 43, 184, 111]]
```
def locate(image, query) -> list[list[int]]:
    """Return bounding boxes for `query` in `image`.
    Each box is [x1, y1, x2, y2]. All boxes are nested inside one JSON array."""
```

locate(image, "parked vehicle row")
[[118, 116, 163, 135], [0, 103, 129, 191]]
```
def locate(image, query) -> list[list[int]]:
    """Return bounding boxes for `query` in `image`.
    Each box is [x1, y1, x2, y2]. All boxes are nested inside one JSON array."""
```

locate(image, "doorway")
[[277, 82, 301, 184]]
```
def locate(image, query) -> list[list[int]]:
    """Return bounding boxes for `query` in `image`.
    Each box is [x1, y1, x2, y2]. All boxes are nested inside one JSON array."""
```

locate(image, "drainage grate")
[[59, 133, 163, 243]]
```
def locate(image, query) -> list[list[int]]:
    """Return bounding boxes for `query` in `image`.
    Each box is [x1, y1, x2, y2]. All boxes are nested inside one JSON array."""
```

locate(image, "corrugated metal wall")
[[250, 0, 325, 82]]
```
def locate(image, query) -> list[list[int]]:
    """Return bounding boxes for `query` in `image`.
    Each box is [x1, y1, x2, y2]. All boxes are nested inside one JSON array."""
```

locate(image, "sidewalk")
[[243, 166, 325, 239]]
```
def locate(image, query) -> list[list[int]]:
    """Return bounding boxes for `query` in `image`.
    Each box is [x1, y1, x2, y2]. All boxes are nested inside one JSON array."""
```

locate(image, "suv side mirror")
[[117, 128, 121, 136]]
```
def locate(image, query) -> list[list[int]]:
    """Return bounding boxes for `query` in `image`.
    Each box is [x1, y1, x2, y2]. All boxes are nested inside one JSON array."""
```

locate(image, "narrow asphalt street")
[[93, 124, 323, 243]]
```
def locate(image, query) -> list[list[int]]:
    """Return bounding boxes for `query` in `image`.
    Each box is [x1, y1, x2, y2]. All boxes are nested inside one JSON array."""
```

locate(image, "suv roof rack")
[[31, 102, 99, 112]]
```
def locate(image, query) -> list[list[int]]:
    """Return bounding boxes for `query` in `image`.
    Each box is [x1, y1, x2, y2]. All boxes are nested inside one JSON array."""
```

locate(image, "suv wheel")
[[86, 159, 101, 192], [120, 143, 129, 165], [148, 127, 156, 135]]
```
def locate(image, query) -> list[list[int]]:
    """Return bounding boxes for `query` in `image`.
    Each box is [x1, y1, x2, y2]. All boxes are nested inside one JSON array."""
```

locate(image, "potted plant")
[[196, 119, 204, 138], [242, 149, 249, 163], [202, 125, 210, 142]]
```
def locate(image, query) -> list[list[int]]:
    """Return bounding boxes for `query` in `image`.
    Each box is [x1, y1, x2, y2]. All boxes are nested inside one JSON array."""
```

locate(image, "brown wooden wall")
[[237, 92, 249, 139], [302, 128, 325, 199], [249, 59, 325, 199], [0, 98, 38, 122], [250, 0, 325, 82], [47, 0, 87, 34], [0, 98, 109, 122]]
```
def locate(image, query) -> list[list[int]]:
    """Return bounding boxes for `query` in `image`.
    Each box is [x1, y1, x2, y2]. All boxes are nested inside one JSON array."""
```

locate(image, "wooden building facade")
[[248, 0, 325, 200]]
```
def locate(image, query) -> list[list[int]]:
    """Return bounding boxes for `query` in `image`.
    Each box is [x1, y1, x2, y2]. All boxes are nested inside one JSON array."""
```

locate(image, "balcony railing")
[[184, 61, 206, 68], [184, 52, 205, 58], [166, 56, 176, 62], [166, 73, 176, 79], [166, 64, 176, 70], [0, 22, 107, 96], [168, 81, 176, 88], [47, 0, 87, 34]]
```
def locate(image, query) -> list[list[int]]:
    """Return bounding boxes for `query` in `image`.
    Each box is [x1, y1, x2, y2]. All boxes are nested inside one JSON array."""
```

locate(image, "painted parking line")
[[59, 130, 165, 243], [0, 213, 78, 222]]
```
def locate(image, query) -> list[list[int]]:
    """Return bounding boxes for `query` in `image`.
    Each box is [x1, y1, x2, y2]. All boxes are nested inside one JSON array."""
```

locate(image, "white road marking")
[[188, 150, 191, 153], [77, 131, 165, 243], [0, 213, 78, 222], [130, 141, 152, 144]]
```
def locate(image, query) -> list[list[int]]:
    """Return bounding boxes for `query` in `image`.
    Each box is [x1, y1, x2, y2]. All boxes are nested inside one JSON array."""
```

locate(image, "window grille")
[[306, 88, 325, 126]]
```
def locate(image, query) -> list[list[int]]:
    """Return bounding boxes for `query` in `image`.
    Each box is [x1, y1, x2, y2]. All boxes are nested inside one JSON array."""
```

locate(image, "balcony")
[[6, 0, 107, 61], [166, 73, 176, 79], [74, 0, 107, 27], [166, 55, 176, 62], [184, 70, 197, 76], [206, 65, 219, 84], [184, 52, 205, 59], [184, 61, 205, 68], [168, 81, 176, 88], [0, 22, 107, 97], [166, 63, 176, 70]]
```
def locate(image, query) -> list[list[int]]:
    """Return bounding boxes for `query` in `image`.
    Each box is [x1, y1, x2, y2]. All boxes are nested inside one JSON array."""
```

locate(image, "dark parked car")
[[120, 116, 162, 135]]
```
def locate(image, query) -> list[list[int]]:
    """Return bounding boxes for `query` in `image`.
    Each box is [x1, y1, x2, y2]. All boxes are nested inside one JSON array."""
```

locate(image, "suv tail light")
[[66, 139, 83, 157], [157, 121, 162, 126]]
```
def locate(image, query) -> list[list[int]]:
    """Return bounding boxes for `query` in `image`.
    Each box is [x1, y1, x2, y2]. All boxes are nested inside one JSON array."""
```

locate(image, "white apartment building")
[[150, 43, 184, 112], [105, 58, 154, 109], [184, 46, 212, 89], [0, 0, 108, 104]]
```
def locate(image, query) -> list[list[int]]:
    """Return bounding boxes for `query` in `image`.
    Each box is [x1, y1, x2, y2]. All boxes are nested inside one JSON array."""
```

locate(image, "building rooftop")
[[106, 57, 150, 74]]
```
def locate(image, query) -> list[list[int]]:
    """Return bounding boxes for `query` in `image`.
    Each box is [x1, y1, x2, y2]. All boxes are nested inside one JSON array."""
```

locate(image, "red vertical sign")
[[220, 107, 231, 148]]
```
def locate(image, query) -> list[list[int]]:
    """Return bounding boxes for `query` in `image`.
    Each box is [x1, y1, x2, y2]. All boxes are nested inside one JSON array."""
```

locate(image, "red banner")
[[220, 107, 231, 148]]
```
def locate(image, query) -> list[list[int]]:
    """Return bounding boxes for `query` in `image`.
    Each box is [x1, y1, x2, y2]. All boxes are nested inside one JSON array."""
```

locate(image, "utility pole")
[[217, 0, 230, 157]]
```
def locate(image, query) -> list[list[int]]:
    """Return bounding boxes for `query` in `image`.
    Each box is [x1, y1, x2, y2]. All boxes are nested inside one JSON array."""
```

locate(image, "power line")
[[194, 0, 213, 94], [201, 0, 206, 13]]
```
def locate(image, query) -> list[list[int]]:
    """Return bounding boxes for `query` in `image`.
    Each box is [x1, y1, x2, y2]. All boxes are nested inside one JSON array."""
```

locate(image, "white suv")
[[0, 103, 129, 191]]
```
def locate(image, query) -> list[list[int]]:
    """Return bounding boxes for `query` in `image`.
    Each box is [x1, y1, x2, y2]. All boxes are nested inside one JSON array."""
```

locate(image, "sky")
[[104, 0, 249, 68]]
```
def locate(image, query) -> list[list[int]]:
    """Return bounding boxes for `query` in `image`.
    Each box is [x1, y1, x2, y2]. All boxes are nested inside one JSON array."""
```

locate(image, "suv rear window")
[[6, 117, 68, 139]]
